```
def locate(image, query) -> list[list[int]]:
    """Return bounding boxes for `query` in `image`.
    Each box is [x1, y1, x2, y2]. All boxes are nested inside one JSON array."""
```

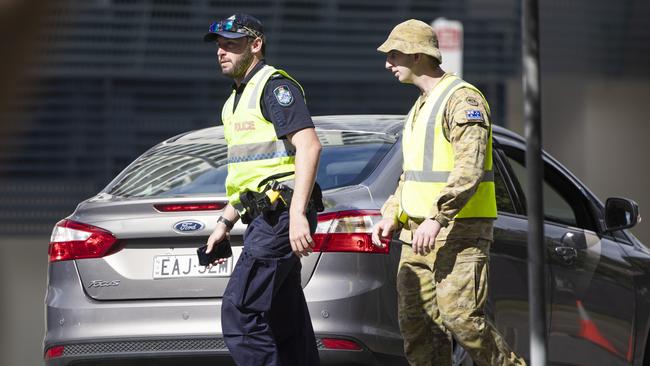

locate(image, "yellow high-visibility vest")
[[222, 65, 302, 210], [399, 75, 497, 221]]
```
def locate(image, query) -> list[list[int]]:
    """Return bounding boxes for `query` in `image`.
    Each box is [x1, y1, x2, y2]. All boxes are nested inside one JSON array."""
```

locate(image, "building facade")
[[1, 0, 649, 243]]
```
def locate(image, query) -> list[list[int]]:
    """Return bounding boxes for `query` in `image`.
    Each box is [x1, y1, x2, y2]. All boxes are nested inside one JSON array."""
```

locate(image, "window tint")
[[506, 156, 578, 226], [106, 130, 396, 198], [500, 146, 596, 231], [494, 164, 516, 214]]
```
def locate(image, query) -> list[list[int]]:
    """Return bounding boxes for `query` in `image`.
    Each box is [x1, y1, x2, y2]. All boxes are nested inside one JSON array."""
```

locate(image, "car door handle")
[[554, 246, 577, 262]]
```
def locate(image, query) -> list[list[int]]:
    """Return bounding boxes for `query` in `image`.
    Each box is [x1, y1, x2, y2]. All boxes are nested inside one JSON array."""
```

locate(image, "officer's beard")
[[230, 48, 254, 80]]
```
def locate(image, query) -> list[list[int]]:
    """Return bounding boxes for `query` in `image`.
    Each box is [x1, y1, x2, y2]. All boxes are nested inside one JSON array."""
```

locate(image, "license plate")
[[153, 254, 232, 279]]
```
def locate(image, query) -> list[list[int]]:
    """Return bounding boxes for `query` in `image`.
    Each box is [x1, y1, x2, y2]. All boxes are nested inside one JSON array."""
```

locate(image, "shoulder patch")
[[465, 110, 484, 122], [273, 85, 294, 107], [466, 97, 479, 106]]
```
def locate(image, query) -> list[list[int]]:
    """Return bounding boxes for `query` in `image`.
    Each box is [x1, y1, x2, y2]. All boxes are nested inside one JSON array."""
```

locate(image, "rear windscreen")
[[106, 130, 396, 198]]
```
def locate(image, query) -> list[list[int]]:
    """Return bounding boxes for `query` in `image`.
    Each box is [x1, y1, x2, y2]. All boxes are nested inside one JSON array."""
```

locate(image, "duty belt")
[[239, 180, 324, 224]]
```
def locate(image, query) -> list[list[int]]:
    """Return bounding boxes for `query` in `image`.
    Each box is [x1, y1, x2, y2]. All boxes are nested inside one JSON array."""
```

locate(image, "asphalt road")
[[1, 236, 49, 366]]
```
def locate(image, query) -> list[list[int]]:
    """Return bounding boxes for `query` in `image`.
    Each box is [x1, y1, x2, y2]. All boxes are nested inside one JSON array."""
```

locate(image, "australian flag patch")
[[465, 110, 484, 122]]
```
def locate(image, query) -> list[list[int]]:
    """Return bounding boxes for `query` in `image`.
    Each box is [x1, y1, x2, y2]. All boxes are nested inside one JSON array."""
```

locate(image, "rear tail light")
[[320, 338, 363, 350], [154, 202, 226, 212], [44, 345, 64, 359], [312, 210, 390, 253], [48, 219, 120, 262]]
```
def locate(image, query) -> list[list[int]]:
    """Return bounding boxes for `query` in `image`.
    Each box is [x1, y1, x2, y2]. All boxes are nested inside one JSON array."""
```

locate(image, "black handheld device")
[[197, 239, 233, 266]]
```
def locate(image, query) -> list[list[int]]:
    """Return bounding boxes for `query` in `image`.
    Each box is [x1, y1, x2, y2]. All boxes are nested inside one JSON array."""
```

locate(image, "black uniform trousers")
[[221, 208, 320, 366]]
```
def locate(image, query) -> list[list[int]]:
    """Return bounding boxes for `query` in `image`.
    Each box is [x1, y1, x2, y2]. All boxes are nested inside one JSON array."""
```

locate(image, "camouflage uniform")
[[382, 79, 526, 366]]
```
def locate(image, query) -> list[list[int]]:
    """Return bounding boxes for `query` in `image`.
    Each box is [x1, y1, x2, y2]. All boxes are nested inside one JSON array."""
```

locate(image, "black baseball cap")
[[203, 13, 264, 42]]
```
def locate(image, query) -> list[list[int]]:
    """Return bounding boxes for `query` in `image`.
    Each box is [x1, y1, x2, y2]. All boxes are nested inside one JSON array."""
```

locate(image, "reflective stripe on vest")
[[222, 65, 303, 208], [399, 75, 497, 221], [404, 170, 494, 183], [227, 140, 296, 164]]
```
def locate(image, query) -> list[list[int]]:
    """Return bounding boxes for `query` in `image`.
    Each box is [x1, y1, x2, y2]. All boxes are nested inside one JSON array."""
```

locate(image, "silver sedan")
[[44, 115, 648, 366]]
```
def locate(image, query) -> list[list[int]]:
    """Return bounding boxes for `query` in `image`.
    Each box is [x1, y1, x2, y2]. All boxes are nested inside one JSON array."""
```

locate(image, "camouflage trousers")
[[397, 238, 526, 366]]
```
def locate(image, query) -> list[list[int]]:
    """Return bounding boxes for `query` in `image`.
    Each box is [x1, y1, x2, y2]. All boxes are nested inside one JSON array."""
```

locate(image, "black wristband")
[[217, 216, 234, 230]]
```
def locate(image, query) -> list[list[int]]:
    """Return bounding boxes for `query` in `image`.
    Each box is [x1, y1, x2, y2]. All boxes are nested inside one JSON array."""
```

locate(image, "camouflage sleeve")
[[381, 172, 405, 225], [433, 88, 490, 227]]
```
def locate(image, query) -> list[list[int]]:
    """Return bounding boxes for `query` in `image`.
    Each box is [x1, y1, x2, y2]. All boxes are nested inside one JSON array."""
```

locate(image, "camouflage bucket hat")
[[377, 19, 442, 63]]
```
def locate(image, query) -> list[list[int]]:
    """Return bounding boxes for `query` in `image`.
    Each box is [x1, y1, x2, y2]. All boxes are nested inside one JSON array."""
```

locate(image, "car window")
[[494, 163, 517, 214], [106, 130, 396, 198], [500, 146, 597, 231], [506, 156, 577, 226]]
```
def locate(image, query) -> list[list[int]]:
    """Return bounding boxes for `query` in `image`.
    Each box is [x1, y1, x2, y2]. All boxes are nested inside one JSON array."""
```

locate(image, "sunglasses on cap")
[[208, 20, 262, 38]]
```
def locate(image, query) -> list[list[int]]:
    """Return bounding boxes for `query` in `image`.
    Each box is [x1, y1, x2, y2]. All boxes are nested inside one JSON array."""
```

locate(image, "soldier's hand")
[[205, 223, 230, 269], [290, 212, 313, 257], [372, 218, 397, 247], [412, 218, 441, 255]]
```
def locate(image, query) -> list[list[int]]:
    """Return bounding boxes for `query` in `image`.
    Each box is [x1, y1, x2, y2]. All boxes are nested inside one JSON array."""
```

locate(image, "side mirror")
[[604, 197, 640, 232]]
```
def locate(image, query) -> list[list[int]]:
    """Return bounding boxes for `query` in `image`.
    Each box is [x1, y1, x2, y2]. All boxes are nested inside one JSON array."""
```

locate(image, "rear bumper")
[[45, 251, 405, 365], [44, 337, 405, 366]]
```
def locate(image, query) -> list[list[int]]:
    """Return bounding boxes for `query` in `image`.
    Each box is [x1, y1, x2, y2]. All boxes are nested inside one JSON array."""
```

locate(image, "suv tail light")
[[44, 345, 64, 360], [312, 210, 390, 253], [320, 338, 363, 350], [48, 219, 120, 262]]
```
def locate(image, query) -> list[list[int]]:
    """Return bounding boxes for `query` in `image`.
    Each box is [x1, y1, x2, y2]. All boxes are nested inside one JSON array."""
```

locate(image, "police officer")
[[371, 20, 526, 366], [203, 13, 322, 366]]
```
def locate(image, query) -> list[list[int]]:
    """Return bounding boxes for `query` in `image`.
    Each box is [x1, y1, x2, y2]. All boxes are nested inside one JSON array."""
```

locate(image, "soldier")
[[371, 19, 527, 366], [203, 13, 322, 366]]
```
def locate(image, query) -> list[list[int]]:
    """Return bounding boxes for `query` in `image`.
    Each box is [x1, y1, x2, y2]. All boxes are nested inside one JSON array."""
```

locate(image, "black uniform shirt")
[[231, 60, 314, 139]]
